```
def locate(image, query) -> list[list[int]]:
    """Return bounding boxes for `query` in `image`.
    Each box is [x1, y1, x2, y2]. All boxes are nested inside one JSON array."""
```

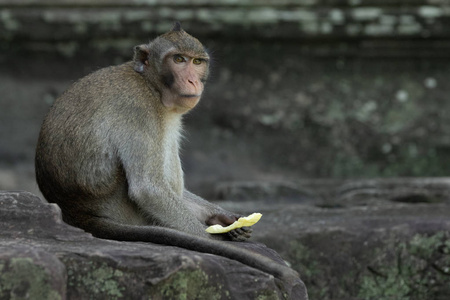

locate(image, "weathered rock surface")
[[0, 191, 307, 300], [216, 178, 450, 300], [3, 177, 449, 300]]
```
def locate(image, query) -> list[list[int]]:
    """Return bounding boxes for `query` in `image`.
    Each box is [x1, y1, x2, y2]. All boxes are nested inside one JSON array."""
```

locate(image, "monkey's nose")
[[188, 79, 197, 86], [187, 79, 202, 92]]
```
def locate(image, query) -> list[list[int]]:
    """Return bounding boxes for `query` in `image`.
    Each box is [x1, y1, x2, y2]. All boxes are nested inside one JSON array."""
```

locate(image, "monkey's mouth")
[[180, 94, 201, 98]]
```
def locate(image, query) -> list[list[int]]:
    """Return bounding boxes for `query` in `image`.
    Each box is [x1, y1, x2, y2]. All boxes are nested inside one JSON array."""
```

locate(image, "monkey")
[[35, 22, 300, 285]]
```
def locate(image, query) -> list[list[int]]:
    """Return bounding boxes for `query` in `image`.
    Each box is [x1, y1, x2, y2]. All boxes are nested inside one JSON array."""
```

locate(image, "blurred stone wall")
[[1, 0, 450, 195], [2, 1, 450, 55]]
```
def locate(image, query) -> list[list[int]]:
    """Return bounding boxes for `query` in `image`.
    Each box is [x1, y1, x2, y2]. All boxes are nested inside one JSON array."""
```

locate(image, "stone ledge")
[[213, 178, 450, 299], [0, 191, 307, 299]]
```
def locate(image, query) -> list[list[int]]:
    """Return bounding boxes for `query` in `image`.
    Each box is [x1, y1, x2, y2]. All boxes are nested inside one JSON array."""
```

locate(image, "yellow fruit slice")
[[205, 213, 262, 234]]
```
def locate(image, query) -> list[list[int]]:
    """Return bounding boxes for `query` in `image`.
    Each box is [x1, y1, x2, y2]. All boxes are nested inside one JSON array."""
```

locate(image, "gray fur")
[[35, 27, 299, 283]]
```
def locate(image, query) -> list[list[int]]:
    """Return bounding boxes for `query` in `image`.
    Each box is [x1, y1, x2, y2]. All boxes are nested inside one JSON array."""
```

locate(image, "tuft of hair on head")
[[172, 21, 182, 32]]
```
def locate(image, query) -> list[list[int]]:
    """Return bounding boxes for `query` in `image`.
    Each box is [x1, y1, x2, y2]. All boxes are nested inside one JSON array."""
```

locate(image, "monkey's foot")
[[206, 213, 262, 234]]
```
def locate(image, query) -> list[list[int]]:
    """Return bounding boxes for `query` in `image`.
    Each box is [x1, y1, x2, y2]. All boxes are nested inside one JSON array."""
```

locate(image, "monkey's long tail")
[[84, 219, 307, 298]]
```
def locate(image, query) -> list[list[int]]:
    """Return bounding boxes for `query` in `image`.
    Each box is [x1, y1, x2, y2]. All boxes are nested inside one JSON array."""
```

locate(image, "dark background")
[[1, 0, 450, 198]]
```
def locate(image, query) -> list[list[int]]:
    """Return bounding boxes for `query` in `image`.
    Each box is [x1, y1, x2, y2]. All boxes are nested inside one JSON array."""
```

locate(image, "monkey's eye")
[[193, 58, 203, 65], [173, 55, 185, 64]]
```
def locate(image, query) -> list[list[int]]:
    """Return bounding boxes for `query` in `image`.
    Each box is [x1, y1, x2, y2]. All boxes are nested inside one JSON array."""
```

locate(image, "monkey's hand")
[[206, 213, 262, 241]]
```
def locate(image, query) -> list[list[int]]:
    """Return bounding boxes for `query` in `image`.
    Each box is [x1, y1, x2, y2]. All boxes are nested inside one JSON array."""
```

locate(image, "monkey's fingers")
[[235, 227, 252, 238], [240, 226, 252, 233], [206, 213, 262, 234], [227, 228, 251, 241]]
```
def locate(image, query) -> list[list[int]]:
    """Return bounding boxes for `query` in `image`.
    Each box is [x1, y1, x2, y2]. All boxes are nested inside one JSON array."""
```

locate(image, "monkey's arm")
[[131, 184, 211, 237], [183, 190, 225, 216], [183, 190, 252, 241], [114, 131, 211, 238]]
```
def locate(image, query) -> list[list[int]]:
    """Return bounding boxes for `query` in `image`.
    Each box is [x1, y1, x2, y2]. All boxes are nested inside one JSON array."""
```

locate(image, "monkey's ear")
[[133, 44, 150, 73], [171, 21, 182, 32]]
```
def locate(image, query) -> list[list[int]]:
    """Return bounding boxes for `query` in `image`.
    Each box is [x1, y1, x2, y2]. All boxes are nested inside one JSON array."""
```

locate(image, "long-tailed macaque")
[[35, 22, 300, 284]]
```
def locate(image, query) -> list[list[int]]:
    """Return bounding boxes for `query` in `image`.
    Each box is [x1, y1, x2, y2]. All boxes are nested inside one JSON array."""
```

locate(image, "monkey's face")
[[159, 50, 209, 113], [133, 23, 210, 114]]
